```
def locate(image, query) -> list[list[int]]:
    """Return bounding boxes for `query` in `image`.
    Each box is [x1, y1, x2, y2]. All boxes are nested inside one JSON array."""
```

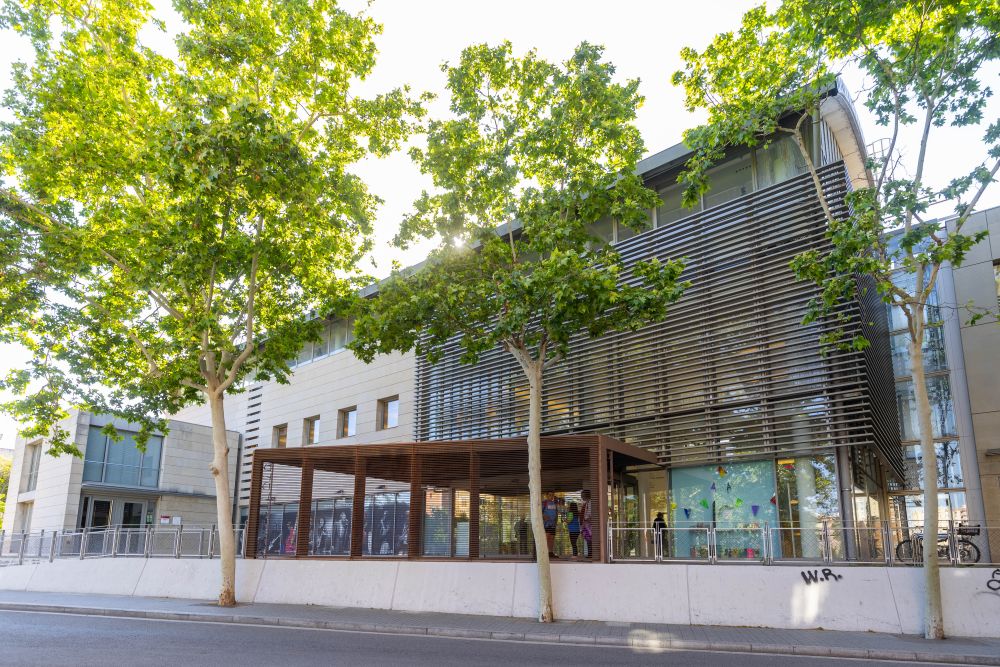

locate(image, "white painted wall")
[[2, 559, 998, 638]]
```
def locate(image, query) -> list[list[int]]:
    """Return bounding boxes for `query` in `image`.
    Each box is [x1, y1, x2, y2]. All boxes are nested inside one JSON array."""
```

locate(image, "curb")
[[0, 602, 997, 665]]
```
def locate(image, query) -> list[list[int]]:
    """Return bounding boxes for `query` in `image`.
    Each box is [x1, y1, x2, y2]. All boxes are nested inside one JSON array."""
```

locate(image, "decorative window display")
[[670, 460, 776, 560]]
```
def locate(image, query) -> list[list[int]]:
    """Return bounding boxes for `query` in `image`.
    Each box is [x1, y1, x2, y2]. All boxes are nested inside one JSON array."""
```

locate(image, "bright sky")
[[1, 0, 998, 448]]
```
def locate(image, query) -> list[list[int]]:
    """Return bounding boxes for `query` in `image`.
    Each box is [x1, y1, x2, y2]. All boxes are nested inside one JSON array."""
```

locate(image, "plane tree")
[[351, 42, 688, 622], [0, 0, 422, 605]]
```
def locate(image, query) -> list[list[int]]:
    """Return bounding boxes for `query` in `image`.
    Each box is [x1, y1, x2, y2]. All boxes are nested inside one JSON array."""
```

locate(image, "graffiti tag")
[[988, 569, 1000, 592], [801, 568, 843, 585]]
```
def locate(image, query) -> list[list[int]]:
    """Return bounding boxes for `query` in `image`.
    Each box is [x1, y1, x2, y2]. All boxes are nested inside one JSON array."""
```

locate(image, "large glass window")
[[756, 134, 809, 189], [83, 427, 161, 489], [890, 328, 947, 377], [421, 488, 469, 557], [702, 153, 753, 209], [363, 491, 410, 556], [903, 440, 963, 490], [775, 454, 840, 559], [670, 460, 776, 560], [895, 376, 956, 440], [656, 181, 696, 227]]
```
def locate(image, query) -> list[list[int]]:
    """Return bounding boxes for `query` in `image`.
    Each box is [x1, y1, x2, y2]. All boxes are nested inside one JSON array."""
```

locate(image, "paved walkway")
[[0, 590, 997, 664]]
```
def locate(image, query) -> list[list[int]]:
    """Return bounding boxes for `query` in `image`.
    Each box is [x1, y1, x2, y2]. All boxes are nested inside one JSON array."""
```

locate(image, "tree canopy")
[[0, 0, 424, 451], [354, 41, 688, 370]]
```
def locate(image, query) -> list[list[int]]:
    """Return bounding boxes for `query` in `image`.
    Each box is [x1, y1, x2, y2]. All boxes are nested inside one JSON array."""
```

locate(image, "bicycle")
[[894, 526, 981, 564]]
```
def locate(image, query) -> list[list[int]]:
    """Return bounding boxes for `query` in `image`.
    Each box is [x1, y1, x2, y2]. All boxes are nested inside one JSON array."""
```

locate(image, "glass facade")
[[886, 271, 968, 527], [83, 426, 162, 488]]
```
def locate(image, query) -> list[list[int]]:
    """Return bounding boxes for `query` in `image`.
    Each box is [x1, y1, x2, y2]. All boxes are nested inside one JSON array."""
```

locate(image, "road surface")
[[0, 610, 958, 666]]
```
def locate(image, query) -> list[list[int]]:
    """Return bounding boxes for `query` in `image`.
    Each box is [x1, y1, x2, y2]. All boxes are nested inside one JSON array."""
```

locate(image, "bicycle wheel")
[[896, 539, 916, 562], [958, 540, 981, 564]]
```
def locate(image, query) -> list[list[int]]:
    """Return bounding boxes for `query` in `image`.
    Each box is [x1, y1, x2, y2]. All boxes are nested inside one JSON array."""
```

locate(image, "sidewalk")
[[0, 590, 998, 664]]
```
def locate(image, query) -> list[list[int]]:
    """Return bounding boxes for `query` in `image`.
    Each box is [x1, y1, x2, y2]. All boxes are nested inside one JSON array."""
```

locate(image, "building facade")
[[2, 411, 239, 532], [169, 87, 999, 560]]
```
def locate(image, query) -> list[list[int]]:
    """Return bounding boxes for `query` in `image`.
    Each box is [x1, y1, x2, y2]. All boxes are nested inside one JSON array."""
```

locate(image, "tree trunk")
[[525, 360, 554, 622], [208, 390, 237, 608], [910, 332, 944, 639]]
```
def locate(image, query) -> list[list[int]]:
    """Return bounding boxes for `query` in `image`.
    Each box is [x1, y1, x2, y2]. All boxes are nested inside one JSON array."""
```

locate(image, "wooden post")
[[594, 441, 608, 564], [350, 452, 366, 558], [408, 449, 422, 559], [296, 461, 313, 557], [468, 450, 480, 559], [246, 457, 264, 559]]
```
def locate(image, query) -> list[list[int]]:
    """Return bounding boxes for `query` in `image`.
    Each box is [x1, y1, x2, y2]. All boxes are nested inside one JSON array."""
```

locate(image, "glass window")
[[296, 342, 313, 367], [83, 428, 107, 482], [82, 426, 160, 488], [656, 181, 696, 227], [589, 216, 614, 245], [364, 491, 410, 556], [24, 444, 41, 492], [312, 322, 330, 359], [273, 424, 287, 449], [756, 135, 809, 189], [330, 318, 354, 352], [702, 153, 753, 209], [890, 328, 947, 378], [903, 440, 964, 490], [338, 408, 357, 439], [775, 454, 840, 559], [888, 272, 940, 331], [378, 397, 399, 430], [669, 460, 776, 560], [303, 417, 320, 445], [615, 212, 654, 242], [895, 376, 957, 440]]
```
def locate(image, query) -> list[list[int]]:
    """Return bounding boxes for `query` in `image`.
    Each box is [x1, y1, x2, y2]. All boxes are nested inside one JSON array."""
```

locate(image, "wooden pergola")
[[246, 434, 656, 563]]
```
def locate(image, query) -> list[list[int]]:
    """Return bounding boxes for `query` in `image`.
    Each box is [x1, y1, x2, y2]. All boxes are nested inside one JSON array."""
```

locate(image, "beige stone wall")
[[154, 494, 221, 527], [158, 420, 239, 497], [2, 412, 86, 532], [949, 207, 1000, 529]]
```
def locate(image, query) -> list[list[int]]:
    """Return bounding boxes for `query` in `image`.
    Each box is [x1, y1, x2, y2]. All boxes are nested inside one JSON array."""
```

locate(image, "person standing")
[[652, 511, 667, 558], [542, 492, 558, 558], [567, 501, 581, 558]]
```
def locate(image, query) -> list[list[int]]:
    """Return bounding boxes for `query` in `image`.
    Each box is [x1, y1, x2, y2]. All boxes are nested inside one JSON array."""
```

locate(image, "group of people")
[[540, 489, 592, 559]]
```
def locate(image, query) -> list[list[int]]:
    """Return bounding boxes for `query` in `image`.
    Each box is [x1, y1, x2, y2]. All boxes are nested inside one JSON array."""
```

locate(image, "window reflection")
[[895, 376, 956, 440]]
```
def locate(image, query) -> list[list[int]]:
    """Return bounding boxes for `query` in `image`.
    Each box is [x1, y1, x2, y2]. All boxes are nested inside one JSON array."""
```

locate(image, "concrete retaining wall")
[[2, 559, 998, 637]]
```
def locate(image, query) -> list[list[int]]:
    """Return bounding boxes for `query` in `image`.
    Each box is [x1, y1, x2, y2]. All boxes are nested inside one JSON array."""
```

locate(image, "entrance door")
[[89, 498, 112, 529], [120, 501, 145, 527]]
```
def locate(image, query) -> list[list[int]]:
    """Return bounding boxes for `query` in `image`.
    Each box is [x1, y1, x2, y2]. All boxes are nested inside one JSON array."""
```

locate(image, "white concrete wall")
[[157, 420, 239, 498], [2, 559, 998, 638]]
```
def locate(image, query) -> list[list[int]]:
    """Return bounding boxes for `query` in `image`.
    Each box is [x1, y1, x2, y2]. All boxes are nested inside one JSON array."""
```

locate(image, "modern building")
[[1, 410, 239, 533], [165, 84, 998, 562]]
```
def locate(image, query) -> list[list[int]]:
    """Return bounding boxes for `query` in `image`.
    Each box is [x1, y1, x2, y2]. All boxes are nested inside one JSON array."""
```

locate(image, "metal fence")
[[0, 526, 247, 565], [609, 523, 1000, 566]]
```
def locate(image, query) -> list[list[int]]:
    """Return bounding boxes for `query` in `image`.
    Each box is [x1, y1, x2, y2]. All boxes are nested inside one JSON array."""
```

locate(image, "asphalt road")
[[0, 610, 958, 667]]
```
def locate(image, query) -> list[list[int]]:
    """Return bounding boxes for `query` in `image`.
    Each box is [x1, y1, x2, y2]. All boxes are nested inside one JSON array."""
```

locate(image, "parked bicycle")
[[895, 525, 981, 564]]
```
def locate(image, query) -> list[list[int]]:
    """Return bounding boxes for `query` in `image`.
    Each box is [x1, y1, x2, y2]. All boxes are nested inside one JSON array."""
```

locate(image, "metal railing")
[[609, 522, 1000, 566], [0, 526, 247, 565]]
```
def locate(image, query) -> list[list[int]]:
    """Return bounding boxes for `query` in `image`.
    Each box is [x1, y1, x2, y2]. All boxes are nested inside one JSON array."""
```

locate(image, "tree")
[[0, 0, 421, 605], [672, 0, 999, 639], [351, 42, 688, 622]]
